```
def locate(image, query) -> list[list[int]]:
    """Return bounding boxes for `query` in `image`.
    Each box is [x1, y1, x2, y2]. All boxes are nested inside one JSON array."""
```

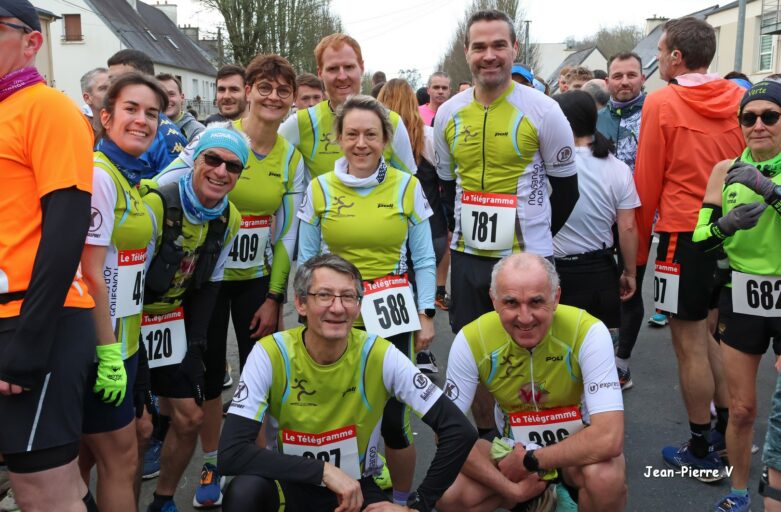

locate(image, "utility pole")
[[735, 0, 747, 71], [524, 20, 531, 64]]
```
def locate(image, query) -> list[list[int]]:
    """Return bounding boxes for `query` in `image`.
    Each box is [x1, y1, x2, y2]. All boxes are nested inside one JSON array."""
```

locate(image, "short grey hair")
[[334, 95, 394, 144], [294, 254, 364, 301], [80, 67, 107, 94], [428, 71, 449, 87], [490, 253, 560, 300]]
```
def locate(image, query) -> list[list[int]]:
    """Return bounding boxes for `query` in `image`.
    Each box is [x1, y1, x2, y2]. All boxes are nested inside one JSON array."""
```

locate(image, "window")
[[165, 36, 179, 50], [760, 14, 775, 72], [192, 78, 199, 97], [145, 29, 157, 41], [62, 14, 82, 41]]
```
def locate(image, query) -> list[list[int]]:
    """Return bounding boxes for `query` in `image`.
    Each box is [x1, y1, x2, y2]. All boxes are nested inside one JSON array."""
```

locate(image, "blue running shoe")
[[193, 463, 225, 508], [146, 499, 178, 512], [714, 492, 750, 512], [142, 437, 162, 480], [648, 313, 669, 327], [662, 442, 726, 483]]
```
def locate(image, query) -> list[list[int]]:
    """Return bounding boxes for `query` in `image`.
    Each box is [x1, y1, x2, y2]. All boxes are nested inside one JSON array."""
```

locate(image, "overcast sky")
[[175, 0, 722, 76]]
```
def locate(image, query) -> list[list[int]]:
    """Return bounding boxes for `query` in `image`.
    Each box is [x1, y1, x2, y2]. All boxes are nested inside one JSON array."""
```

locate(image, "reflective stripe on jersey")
[[293, 101, 412, 177], [461, 306, 598, 437], [93, 152, 154, 359], [435, 83, 576, 258]]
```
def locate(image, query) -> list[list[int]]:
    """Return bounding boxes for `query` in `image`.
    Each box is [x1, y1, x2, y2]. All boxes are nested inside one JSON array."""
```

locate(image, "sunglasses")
[[202, 152, 244, 174], [739, 110, 781, 127], [256, 81, 293, 99], [0, 21, 32, 34]]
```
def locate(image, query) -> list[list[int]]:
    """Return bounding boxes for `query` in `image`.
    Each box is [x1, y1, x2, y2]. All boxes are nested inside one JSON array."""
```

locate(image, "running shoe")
[[710, 429, 759, 462], [661, 442, 726, 483], [416, 350, 439, 374], [146, 499, 178, 512], [434, 291, 451, 311], [617, 367, 633, 391], [0, 489, 19, 512], [373, 455, 392, 490], [648, 313, 669, 327], [142, 437, 162, 480], [193, 463, 225, 508], [713, 492, 750, 512], [222, 362, 233, 389]]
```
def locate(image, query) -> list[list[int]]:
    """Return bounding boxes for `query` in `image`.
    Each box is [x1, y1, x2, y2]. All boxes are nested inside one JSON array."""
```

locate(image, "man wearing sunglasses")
[[218, 253, 476, 512], [633, 16, 744, 482], [140, 127, 246, 512]]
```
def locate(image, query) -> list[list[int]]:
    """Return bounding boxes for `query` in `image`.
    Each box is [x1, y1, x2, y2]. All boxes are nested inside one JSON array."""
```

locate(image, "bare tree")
[[569, 24, 644, 61], [436, 0, 539, 87], [199, 0, 342, 71]]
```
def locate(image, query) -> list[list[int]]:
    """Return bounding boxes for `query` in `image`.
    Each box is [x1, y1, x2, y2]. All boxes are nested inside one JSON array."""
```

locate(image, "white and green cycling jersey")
[[279, 100, 417, 178], [228, 326, 442, 478], [434, 82, 576, 258]]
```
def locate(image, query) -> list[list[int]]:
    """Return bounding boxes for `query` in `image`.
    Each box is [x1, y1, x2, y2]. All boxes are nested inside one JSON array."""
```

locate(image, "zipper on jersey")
[[528, 348, 539, 412], [481, 106, 488, 191]]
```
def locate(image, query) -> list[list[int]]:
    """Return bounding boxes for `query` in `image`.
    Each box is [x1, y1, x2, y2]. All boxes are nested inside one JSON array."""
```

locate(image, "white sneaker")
[[0, 489, 20, 512]]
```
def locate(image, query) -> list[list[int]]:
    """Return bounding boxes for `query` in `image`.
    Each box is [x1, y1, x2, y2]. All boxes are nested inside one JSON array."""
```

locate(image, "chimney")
[[645, 16, 668, 36], [126, 0, 137, 11], [155, 1, 177, 25], [180, 25, 199, 42]]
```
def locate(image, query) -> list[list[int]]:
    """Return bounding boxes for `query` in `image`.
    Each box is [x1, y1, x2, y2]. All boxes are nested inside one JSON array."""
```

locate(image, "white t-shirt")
[[553, 147, 640, 257]]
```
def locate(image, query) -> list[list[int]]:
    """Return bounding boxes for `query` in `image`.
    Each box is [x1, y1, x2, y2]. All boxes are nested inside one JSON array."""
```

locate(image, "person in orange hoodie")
[[634, 16, 744, 484]]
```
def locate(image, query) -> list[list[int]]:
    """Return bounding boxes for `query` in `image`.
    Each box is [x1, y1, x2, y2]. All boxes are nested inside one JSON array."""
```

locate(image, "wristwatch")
[[523, 449, 540, 472], [266, 292, 284, 304], [421, 308, 436, 318], [406, 490, 425, 511]]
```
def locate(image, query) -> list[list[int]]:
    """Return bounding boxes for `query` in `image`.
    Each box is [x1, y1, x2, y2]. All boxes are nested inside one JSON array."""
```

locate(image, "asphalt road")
[[135, 251, 779, 511]]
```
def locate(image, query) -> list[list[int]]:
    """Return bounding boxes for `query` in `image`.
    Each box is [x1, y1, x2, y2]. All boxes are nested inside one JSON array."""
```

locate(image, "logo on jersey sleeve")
[[556, 146, 573, 163], [89, 207, 103, 233], [233, 381, 249, 402], [444, 379, 460, 401], [587, 380, 620, 394], [413, 373, 429, 389]]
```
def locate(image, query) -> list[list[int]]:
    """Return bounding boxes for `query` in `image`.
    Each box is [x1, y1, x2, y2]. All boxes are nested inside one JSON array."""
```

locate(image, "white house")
[[31, 0, 216, 109]]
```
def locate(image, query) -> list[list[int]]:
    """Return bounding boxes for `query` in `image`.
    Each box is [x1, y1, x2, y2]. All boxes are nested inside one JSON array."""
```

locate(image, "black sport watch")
[[406, 490, 426, 511], [422, 308, 436, 318], [523, 449, 540, 472]]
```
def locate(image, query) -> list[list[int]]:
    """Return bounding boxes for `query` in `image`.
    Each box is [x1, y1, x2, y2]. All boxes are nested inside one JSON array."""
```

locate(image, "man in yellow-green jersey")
[[279, 33, 417, 179], [438, 253, 625, 512], [218, 254, 476, 512]]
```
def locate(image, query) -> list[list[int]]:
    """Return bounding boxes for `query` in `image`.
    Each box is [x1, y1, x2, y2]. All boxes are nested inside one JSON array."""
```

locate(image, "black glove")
[[715, 202, 767, 237], [725, 161, 777, 200], [180, 344, 206, 406], [134, 346, 153, 418]]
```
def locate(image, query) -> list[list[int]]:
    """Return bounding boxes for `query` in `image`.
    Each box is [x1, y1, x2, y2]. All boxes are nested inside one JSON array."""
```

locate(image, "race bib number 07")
[[282, 425, 361, 480], [460, 191, 516, 251], [732, 272, 781, 317], [226, 215, 271, 270], [361, 275, 421, 338], [509, 405, 585, 447], [116, 249, 146, 318], [654, 261, 680, 315], [140, 308, 187, 369]]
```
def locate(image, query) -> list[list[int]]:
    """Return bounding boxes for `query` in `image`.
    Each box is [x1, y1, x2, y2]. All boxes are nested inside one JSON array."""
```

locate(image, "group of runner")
[[2, 0, 781, 510]]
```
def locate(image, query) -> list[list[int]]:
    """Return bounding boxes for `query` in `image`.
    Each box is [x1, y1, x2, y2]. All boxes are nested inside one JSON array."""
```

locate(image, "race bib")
[[226, 215, 271, 270], [115, 249, 146, 318], [361, 275, 421, 338], [282, 425, 361, 480], [140, 308, 187, 368], [732, 272, 781, 317], [509, 405, 585, 447], [653, 261, 680, 314], [460, 191, 516, 251]]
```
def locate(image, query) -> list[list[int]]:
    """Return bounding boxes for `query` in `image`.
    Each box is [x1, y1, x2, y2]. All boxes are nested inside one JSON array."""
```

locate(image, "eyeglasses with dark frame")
[[306, 291, 362, 308], [201, 152, 244, 174], [255, 81, 294, 100], [739, 110, 781, 127], [0, 21, 33, 34]]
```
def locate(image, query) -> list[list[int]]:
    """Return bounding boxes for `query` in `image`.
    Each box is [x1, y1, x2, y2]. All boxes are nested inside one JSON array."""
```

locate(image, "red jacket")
[[634, 79, 744, 265]]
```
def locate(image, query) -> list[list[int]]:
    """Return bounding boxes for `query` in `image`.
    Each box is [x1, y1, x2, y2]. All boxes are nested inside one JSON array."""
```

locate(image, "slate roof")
[[547, 47, 602, 92], [631, 5, 721, 79], [85, 0, 216, 76]]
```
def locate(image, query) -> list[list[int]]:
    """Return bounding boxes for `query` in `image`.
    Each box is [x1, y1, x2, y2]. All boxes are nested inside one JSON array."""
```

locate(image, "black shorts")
[[718, 287, 781, 355], [0, 308, 94, 457], [449, 251, 497, 333], [655, 232, 718, 321], [82, 351, 139, 434], [281, 476, 389, 511], [556, 255, 620, 329]]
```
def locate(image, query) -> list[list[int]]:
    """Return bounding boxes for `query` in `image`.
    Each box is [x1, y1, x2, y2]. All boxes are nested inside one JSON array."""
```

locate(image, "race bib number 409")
[[653, 261, 680, 315], [509, 405, 584, 447], [361, 275, 420, 338], [732, 272, 781, 317], [282, 425, 361, 480], [460, 191, 516, 251], [226, 215, 271, 270]]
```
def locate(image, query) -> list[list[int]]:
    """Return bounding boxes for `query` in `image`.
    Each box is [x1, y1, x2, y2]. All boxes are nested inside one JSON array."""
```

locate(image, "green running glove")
[[94, 343, 127, 406]]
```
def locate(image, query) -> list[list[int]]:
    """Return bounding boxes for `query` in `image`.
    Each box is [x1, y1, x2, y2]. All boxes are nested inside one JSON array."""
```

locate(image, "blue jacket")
[[596, 94, 645, 173]]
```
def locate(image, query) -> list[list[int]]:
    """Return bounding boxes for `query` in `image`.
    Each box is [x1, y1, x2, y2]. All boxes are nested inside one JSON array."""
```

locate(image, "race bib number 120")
[[140, 308, 187, 368], [509, 405, 585, 447], [653, 261, 680, 315], [460, 191, 516, 251], [282, 425, 361, 480], [732, 272, 781, 317], [361, 275, 421, 338]]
